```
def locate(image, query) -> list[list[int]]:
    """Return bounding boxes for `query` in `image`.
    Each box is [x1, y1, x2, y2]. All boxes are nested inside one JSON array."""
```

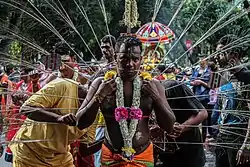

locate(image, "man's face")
[[215, 44, 236, 68], [216, 44, 241, 71], [116, 44, 142, 78], [199, 58, 207, 68], [216, 44, 227, 66], [101, 42, 114, 62], [174, 68, 181, 74], [20, 70, 29, 82], [59, 55, 75, 79]]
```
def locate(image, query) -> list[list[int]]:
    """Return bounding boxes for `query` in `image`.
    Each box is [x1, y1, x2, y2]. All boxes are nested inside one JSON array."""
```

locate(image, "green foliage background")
[[0, 0, 249, 65]]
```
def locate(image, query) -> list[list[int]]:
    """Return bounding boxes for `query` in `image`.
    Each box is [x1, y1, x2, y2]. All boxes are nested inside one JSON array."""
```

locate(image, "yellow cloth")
[[10, 78, 92, 167], [143, 58, 160, 71], [165, 73, 176, 80], [79, 116, 98, 144], [13, 156, 75, 167], [97, 111, 105, 127]]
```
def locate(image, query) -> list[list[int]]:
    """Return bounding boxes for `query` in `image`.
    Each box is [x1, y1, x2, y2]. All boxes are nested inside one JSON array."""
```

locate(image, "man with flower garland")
[[76, 35, 176, 167]]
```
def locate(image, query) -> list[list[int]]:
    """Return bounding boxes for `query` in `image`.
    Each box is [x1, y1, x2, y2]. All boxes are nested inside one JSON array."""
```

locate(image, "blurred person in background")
[[5, 67, 41, 163], [214, 35, 250, 167], [6, 64, 20, 83], [191, 56, 211, 142], [152, 80, 207, 167], [155, 65, 167, 80], [165, 64, 176, 80], [0, 64, 9, 157]]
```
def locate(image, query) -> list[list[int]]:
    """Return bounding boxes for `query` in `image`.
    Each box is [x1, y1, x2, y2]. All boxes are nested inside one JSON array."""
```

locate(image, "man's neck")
[[120, 75, 137, 82]]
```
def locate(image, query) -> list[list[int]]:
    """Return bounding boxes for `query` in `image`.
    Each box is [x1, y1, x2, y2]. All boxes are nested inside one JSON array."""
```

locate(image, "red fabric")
[[155, 74, 165, 80], [5, 106, 25, 154], [0, 74, 8, 118], [5, 80, 40, 155], [1, 94, 6, 118], [0, 74, 8, 84], [71, 141, 94, 167], [15, 80, 41, 95], [76, 155, 94, 167]]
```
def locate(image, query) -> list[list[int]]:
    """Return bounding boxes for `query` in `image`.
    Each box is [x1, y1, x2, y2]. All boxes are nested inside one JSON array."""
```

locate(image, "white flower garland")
[[115, 76, 141, 159]]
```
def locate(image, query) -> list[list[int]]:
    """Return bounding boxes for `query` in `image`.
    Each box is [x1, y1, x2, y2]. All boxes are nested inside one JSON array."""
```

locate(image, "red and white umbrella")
[[136, 21, 175, 46]]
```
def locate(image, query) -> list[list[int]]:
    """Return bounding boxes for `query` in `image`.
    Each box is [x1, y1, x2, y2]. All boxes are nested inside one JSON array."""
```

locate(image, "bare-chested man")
[[89, 35, 116, 83], [76, 35, 175, 166]]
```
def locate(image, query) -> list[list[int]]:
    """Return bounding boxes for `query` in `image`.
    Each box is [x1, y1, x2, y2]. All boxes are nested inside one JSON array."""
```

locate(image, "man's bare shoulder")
[[89, 77, 104, 90], [152, 78, 164, 87]]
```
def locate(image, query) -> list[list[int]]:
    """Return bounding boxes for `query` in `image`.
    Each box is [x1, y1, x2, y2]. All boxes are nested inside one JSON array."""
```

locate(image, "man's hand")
[[237, 146, 250, 165], [150, 125, 163, 138], [168, 122, 185, 139], [190, 80, 202, 86], [96, 79, 116, 99], [57, 113, 77, 126]]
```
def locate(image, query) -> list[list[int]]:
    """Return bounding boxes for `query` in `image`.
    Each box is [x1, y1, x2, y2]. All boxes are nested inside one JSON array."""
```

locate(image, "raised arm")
[[21, 106, 76, 126], [181, 84, 208, 131], [76, 77, 116, 130], [20, 80, 76, 126], [145, 79, 175, 133], [168, 81, 207, 138]]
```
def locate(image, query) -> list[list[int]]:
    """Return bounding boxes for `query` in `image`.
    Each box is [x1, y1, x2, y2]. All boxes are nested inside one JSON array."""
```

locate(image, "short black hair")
[[6, 64, 14, 73], [101, 35, 116, 48], [208, 61, 217, 72], [21, 67, 33, 74], [157, 65, 166, 73], [217, 34, 247, 59], [115, 35, 142, 53], [53, 41, 75, 57]]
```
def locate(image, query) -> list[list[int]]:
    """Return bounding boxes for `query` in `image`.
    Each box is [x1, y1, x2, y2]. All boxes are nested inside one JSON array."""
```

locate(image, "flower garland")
[[115, 76, 142, 160], [104, 70, 148, 160], [123, 0, 139, 28]]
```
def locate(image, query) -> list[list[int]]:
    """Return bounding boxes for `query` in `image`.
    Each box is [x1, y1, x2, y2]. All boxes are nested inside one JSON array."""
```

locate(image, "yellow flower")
[[140, 71, 152, 80], [122, 147, 136, 154], [104, 70, 117, 81], [162, 73, 167, 80]]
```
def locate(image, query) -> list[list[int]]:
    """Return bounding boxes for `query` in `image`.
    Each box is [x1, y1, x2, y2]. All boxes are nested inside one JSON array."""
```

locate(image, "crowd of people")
[[0, 34, 250, 167]]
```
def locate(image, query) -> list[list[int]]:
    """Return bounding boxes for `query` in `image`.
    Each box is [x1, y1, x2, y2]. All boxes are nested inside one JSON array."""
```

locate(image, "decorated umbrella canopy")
[[136, 22, 175, 71], [136, 21, 175, 46]]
